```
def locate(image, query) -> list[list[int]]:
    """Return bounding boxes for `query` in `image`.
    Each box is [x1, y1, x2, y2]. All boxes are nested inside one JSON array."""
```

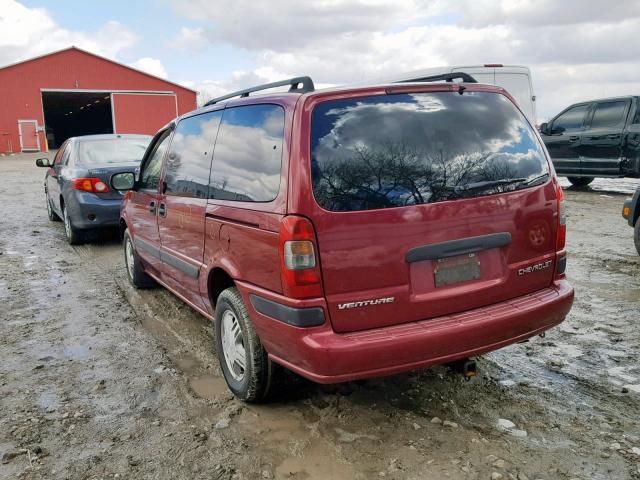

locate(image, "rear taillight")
[[71, 177, 110, 193], [556, 183, 567, 278], [279, 216, 322, 299], [556, 183, 566, 250]]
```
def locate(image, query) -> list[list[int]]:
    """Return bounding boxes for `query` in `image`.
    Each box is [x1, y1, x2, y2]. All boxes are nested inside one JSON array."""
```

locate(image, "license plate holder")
[[434, 253, 481, 287]]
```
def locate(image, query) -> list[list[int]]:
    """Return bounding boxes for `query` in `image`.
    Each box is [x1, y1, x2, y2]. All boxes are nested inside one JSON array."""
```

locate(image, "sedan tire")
[[62, 203, 84, 245], [634, 221, 640, 256], [46, 192, 60, 222]]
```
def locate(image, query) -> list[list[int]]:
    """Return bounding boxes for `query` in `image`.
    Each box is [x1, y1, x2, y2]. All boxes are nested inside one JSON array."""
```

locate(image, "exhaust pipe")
[[448, 358, 477, 381]]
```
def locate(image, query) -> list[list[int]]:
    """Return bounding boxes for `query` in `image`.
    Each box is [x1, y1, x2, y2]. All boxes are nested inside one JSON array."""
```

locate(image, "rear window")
[[310, 91, 549, 212], [590, 101, 627, 128], [78, 138, 150, 165]]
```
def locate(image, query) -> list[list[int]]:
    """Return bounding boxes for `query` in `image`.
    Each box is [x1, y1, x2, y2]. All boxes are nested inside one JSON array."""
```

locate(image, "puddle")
[[37, 390, 61, 411], [63, 344, 90, 360], [275, 439, 359, 480], [189, 375, 228, 400]]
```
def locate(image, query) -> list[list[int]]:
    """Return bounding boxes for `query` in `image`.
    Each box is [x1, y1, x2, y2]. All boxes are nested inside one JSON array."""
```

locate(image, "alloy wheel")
[[63, 207, 72, 239], [220, 309, 246, 382]]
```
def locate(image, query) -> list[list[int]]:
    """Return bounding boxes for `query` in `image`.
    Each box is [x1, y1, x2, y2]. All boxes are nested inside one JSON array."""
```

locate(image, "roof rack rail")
[[397, 72, 477, 84], [204, 76, 315, 106]]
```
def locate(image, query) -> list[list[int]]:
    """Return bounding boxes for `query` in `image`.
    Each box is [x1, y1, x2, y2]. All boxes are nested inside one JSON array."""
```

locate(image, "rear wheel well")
[[119, 218, 127, 241], [208, 268, 235, 309]]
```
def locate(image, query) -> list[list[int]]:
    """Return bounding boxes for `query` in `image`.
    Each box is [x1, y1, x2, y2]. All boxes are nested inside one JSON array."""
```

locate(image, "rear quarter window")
[[209, 104, 284, 202], [310, 91, 549, 212]]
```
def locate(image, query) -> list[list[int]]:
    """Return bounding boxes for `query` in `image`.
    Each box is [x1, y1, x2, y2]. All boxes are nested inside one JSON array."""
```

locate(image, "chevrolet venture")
[[111, 75, 574, 401]]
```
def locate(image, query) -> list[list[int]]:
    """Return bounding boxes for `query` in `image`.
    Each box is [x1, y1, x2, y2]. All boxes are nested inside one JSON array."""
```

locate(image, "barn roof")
[[0, 46, 197, 94]]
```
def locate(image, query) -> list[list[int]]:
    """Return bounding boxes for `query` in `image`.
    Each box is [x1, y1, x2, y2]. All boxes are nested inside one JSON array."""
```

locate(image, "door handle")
[[158, 202, 167, 217], [607, 134, 620, 139], [569, 135, 579, 142], [149, 201, 156, 214]]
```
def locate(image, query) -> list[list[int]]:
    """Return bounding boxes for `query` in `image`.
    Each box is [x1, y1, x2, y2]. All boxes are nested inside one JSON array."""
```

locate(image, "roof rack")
[[204, 76, 315, 106], [397, 72, 477, 84]]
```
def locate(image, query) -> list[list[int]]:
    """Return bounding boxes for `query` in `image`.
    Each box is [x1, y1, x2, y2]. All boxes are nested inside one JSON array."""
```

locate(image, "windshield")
[[78, 138, 151, 165], [310, 91, 549, 212]]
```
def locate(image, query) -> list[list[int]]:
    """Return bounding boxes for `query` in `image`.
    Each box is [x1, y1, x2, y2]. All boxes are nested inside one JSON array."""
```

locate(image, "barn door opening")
[[41, 91, 113, 149]]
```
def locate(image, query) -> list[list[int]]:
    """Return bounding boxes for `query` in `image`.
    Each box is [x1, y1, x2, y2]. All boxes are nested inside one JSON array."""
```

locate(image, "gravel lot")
[[1, 153, 640, 480]]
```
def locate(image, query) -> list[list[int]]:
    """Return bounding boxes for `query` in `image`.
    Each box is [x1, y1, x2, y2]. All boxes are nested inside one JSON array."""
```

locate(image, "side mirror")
[[111, 172, 135, 191], [35, 158, 52, 168], [539, 122, 549, 135]]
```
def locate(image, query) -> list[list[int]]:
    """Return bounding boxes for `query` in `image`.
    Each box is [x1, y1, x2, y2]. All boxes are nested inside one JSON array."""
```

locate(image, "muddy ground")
[[1, 152, 640, 480]]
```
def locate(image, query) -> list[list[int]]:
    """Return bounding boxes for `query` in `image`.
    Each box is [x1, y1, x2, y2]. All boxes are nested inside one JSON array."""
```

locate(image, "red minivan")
[[111, 75, 574, 401]]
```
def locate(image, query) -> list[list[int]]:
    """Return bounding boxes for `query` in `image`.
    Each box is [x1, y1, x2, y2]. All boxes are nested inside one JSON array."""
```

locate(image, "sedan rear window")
[[78, 138, 151, 165], [310, 91, 549, 212]]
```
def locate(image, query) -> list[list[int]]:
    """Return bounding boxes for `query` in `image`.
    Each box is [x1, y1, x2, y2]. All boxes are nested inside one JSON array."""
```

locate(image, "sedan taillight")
[[71, 177, 110, 193]]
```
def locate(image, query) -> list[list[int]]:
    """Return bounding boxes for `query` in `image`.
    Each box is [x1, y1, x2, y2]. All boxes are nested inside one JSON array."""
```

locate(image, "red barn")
[[0, 47, 197, 153]]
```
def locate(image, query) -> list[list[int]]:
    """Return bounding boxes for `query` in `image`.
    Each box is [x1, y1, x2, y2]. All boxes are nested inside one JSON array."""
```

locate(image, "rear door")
[[128, 129, 172, 275], [47, 141, 69, 214], [622, 99, 640, 176], [157, 110, 223, 310], [579, 99, 631, 176], [543, 103, 591, 176], [302, 88, 558, 333]]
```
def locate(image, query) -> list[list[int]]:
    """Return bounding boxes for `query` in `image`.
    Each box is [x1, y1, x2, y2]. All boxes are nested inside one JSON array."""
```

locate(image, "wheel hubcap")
[[63, 208, 71, 238], [220, 310, 246, 382], [125, 238, 135, 279]]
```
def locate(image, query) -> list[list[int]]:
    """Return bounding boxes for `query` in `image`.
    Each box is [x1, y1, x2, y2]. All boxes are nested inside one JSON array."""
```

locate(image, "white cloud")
[[171, 0, 427, 51], [169, 27, 208, 50], [173, 0, 640, 121], [0, 0, 137, 66], [128, 57, 168, 78]]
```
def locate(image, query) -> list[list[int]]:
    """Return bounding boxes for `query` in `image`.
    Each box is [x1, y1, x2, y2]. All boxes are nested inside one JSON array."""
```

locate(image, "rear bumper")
[[238, 280, 574, 384], [66, 191, 123, 229]]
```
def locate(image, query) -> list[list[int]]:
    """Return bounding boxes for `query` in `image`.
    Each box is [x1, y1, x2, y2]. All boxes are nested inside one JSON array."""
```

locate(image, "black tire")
[[215, 287, 272, 402], [567, 176, 594, 187], [634, 221, 640, 256], [62, 203, 84, 245], [46, 191, 60, 222], [123, 229, 156, 288]]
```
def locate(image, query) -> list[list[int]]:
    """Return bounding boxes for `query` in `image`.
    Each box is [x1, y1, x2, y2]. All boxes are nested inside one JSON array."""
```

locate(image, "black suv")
[[622, 185, 640, 254], [540, 96, 640, 186]]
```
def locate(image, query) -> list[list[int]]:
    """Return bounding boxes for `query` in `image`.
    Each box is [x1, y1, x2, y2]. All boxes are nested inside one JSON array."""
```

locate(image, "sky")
[[1, 0, 639, 121]]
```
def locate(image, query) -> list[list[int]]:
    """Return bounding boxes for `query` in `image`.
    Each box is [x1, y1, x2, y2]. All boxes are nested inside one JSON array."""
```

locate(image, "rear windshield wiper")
[[453, 173, 549, 194]]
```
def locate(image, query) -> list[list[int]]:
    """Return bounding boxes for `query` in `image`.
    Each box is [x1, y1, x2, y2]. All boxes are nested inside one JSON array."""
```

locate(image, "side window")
[[590, 101, 627, 128], [139, 131, 172, 191], [60, 142, 72, 166], [53, 142, 68, 165], [209, 104, 285, 202], [552, 104, 589, 133], [634, 103, 640, 124], [164, 111, 223, 198]]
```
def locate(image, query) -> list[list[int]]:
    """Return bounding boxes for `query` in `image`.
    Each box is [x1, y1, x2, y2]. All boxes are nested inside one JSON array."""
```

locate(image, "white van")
[[354, 65, 537, 124]]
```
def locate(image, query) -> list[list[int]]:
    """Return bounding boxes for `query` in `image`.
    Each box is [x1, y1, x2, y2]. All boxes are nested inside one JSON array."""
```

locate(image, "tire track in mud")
[[3, 155, 640, 479]]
